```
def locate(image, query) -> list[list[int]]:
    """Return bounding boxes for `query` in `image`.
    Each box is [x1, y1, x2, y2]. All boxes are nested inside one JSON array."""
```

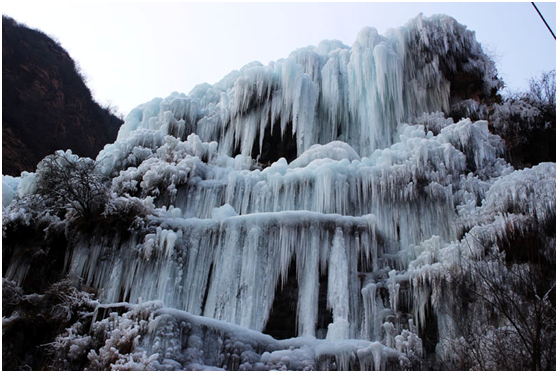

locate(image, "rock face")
[[2, 16, 122, 176]]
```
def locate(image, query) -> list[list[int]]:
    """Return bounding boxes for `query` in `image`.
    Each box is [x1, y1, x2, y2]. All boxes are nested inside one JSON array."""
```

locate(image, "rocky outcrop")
[[2, 16, 122, 176]]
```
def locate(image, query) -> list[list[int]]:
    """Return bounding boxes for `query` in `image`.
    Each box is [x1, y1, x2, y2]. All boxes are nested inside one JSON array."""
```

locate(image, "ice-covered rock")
[[2, 13, 554, 371]]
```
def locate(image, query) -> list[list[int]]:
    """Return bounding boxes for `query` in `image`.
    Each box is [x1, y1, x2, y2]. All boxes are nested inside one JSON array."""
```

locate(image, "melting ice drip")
[[3, 14, 555, 370]]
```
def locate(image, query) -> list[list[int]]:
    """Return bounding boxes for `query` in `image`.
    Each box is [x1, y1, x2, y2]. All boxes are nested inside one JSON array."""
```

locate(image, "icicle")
[[361, 283, 377, 340], [382, 322, 395, 348], [326, 227, 350, 341], [387, 269, 400, 312], [296, 225, 320, 337], [370, 341, 385, 371]]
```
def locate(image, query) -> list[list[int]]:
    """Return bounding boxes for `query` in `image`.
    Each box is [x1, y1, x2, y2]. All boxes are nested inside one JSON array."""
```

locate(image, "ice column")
[[326, 227, 350, 341]]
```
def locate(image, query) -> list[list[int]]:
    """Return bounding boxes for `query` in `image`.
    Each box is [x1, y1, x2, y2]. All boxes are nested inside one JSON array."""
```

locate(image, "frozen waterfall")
[[2, 13, 555, 371]]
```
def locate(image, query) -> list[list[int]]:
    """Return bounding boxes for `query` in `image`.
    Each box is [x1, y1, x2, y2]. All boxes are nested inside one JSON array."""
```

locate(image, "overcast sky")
[[2, 1, 556, 116]]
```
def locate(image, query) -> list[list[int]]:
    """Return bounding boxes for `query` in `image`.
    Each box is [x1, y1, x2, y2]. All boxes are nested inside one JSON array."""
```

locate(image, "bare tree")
[[35, 151, 109, 220], [441, 236, 555, 371], [528, 70, 556, 107]]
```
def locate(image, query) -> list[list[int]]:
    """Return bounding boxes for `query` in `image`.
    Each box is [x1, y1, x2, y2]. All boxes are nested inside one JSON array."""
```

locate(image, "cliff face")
[[2, 16, 122, 176]]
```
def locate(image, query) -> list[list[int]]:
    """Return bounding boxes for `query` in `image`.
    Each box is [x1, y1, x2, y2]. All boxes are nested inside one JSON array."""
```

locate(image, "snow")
[[65, 301, 410, 370], [211, 203, 238, 222], [289, 141, 360, 169]]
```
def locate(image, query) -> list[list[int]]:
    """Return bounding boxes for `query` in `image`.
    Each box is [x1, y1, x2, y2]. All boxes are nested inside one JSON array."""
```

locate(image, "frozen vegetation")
[[2, 14, 555, 370]]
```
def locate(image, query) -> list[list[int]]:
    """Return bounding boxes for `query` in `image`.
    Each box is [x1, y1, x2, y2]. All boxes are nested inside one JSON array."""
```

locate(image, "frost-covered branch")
[[35, 150, 110, 221]]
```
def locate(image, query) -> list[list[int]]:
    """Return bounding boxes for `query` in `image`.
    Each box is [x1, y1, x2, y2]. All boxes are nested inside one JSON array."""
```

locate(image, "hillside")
[[2, 15, 122, 176]]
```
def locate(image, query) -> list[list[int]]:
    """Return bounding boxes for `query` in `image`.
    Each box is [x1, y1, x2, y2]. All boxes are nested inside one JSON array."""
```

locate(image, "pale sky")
[[2, 1, 556, 117]]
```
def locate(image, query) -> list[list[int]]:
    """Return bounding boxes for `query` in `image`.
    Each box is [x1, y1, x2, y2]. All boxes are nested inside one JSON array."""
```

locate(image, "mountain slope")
[[2, 15, 122, 176]]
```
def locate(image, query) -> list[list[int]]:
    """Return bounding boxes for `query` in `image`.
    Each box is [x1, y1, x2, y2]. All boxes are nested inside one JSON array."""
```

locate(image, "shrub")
[[35, 150, 109, 221], [489, 70, 556, 167]]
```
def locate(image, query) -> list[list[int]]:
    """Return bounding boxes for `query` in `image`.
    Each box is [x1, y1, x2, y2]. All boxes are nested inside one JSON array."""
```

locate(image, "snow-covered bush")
[[2, 193, 62, 237], [35, 150, 110, 221], [490, 99, 543, 141], [2, 276, 99, 370], [488, 70, 556, 168], [102, 194, 156, 231]]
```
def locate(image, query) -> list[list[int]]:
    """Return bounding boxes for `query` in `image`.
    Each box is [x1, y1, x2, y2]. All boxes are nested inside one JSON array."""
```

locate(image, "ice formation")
[[3, 14, 555, 371]]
